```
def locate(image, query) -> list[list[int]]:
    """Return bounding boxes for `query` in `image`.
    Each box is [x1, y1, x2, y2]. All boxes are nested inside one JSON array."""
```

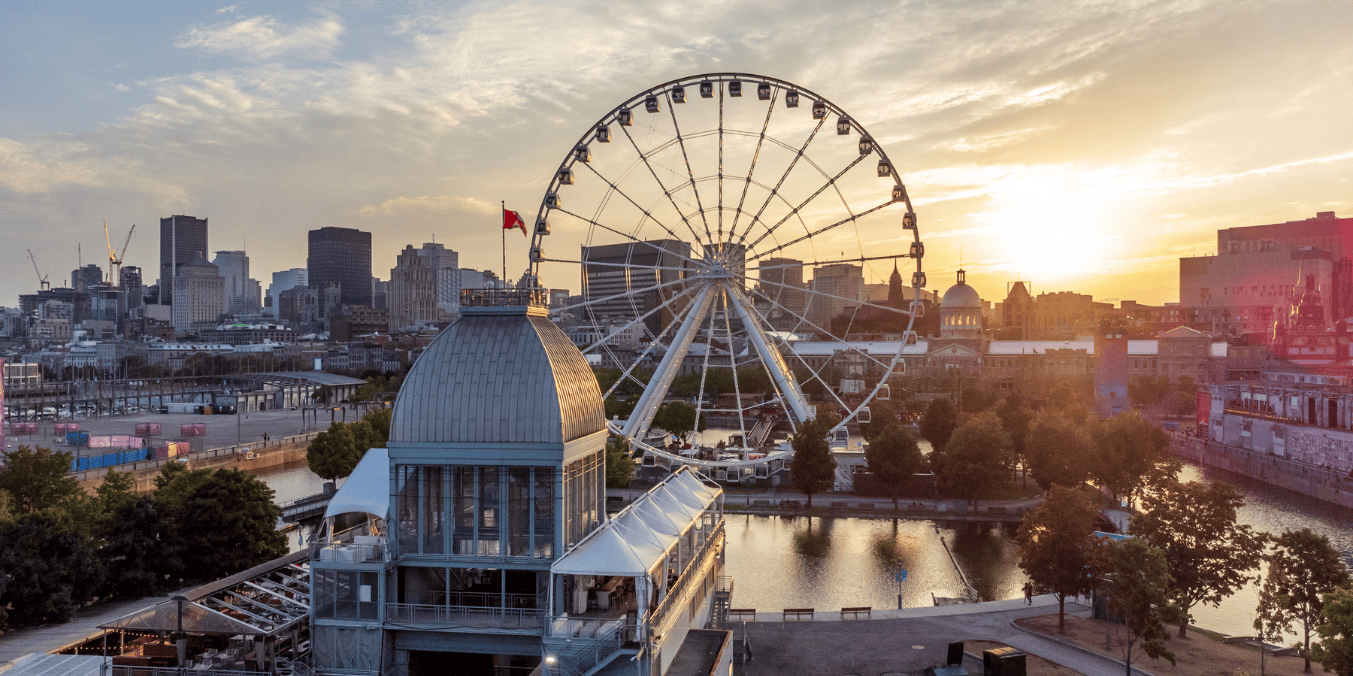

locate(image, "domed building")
[[309, 291, 728, 676], [940, 269, 983, 340]]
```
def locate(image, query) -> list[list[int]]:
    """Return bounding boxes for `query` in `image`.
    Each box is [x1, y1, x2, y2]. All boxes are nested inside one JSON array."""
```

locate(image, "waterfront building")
[[1204, 368, 1353, 476], [160, 215, 209, 306], [308, 226, 373, 308], [310, 290, 729, 676]]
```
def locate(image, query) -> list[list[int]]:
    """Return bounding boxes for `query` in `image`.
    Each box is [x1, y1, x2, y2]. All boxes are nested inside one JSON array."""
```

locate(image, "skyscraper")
[[307, 227, 372, 307], [266, 268, 307, 317], [212, 251, 262, 314], [172, 257, 225, 332], [581, 239, 691, 338], [71, 263, 104, 293], [160, 215, 209, 305], [415, 242, 460, 312], [120, 266, 143, 310], [388, 245, 436, 331]]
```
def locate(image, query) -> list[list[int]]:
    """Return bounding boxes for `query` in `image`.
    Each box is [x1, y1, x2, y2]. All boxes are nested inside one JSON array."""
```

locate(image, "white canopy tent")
[[323, 448, 390, 520]]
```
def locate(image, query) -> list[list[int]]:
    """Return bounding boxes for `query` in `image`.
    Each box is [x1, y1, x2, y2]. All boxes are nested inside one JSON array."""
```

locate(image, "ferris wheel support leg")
[[622, 283, 716, 442], [726, 287, 813, 424]]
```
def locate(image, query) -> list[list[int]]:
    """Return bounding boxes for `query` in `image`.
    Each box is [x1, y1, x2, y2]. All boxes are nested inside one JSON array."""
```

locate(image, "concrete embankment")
[[73, 433, 318, 494], [1171, 433, 1353, 509]]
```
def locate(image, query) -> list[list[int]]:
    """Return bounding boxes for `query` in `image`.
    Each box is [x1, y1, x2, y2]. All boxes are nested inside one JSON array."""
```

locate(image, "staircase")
[[709, 576, 734, 630]]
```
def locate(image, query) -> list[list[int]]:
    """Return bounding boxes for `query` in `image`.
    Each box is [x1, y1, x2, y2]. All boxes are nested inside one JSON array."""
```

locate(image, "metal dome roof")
[[389, 312, 605, 446], [941, 281, 982, 309]]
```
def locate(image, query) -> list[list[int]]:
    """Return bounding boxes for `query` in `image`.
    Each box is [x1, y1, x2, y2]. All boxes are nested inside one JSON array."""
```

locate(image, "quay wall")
[[74, 432, 319, 494], [1170, 433, 1353, 509]]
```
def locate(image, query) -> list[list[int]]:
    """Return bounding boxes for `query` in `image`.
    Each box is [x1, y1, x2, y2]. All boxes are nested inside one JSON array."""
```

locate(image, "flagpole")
[[501, 200, 507, 292]]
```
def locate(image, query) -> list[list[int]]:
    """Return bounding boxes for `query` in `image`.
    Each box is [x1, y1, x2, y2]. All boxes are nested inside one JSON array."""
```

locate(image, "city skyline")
[[3, 0, 1351, 308]]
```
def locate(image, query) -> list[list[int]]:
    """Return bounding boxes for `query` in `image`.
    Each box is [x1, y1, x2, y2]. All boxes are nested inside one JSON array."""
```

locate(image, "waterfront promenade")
[[610, 485, 1045, 522]]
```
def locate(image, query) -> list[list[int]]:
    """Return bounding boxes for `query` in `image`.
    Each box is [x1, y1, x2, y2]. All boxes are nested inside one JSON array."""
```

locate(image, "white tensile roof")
[[324, 447, 390, 520], [551, 468, 721, 577]]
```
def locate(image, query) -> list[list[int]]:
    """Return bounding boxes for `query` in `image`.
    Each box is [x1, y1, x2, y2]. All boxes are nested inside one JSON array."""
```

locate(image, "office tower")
[[416, 243, 460, 311], [71, 264, 103, 293], [120, 266, 143, 310], [807, 263, 864, 329], [307, 227, 372, 307], [759, 257, 806, 320], [581, 239, 691, 338], [160, 215, 209, 306], [171, 257, 225, 331], [212, 251, 262, 315], [267, 268, 307, 317], [388, 245, 436, 331]]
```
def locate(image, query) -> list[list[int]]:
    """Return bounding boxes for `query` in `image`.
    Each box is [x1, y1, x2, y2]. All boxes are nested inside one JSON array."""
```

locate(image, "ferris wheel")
[[528, 73, 925, 472]]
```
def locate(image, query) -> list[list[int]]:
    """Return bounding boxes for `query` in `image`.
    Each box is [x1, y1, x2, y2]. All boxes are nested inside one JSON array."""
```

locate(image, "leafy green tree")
[[1093, 412, 1174, 506], [934, 411, 1011, 504], [363, 407, 393, 439], [996, 394, 1034, 485], [307, 422, 360, 481], [1165, 390, 1197, 417], [1311, 586, 1353, 676], [652, 402, 706, 444], [349, 420, 385, 454], [1100, 538, 1178, 676], [861, 400, 901, 443], [0, 445, 81, 514], [1016, 485, 1101, 632], [102, 496, 183, 598], [864, 424, 923, 508], [790, 417, 837, 507], [604, 396, 637, 421], [604, 436, 635, 488], [735, 366, 773, 395], [920, 397, 958, 455], [0, 515, 105, 629], [176, 469, 287, 581], [1026, 410, 1093, 490], [1131, 479, 1266, 637], [1257, 529, 1352, 672], [959, 384, 997, 413], [152, 462, 214, 514], [96, 470, 138, 516]]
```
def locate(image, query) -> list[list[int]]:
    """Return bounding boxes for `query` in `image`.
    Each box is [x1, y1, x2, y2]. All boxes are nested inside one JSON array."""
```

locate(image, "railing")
[[385, 602, 545, 631], [545, 619, 637, 676], [717, 575, 734, 595], [106, 666, 269, 676], [427, 591, 538, 608], [460, 288, 547, 308], [313, 541, 383, 564], [650, 521, 726, 633]]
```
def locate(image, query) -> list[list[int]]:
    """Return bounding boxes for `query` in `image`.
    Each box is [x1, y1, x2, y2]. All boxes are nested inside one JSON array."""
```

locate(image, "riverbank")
[[72, 432, 317, 493], [1172, 433, 1353, 509]]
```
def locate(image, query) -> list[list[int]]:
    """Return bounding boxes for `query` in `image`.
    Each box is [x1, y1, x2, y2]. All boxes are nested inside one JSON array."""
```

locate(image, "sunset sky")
[[2, 0, 1351, 308]]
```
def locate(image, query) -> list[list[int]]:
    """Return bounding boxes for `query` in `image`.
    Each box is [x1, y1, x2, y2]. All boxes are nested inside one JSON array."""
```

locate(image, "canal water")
[[256, 453, 1353, 640]]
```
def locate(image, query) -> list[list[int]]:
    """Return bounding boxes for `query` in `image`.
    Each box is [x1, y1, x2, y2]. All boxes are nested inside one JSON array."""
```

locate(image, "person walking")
[[1023, 582, 1033, 605]]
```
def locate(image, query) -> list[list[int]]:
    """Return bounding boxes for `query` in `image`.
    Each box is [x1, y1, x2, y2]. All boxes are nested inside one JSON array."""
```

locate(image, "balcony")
[[385, 602, 545, 632], [313, 523, 386, 565]]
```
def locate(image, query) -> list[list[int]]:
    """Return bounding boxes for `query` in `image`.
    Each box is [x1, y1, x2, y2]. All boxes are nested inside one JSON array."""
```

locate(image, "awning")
[[324, 448, 389, 520], [100, 598, 266, 635], [552, 467, 720, 578]]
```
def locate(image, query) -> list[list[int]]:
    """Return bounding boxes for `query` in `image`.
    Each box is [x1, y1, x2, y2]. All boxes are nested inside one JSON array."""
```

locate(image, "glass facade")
[[396, 464, 558, 559], [313, 569, 380, 620], [562, 452, 604, 550]]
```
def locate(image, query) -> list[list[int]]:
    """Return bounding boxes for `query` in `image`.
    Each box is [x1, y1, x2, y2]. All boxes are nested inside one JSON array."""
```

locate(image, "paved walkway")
[[740, 595, 1148, 676]]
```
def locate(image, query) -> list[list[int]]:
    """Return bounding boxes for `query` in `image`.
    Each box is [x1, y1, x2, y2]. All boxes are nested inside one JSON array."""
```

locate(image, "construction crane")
[[103, 220, 135, 288], [27, 249, 50, 291]]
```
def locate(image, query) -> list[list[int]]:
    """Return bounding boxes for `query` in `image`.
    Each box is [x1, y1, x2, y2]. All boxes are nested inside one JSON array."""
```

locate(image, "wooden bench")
[[782, 607, 815, 621], [779, 500, 801, 510], [840, 606, 872, 619], [728, 608, 757, 621]]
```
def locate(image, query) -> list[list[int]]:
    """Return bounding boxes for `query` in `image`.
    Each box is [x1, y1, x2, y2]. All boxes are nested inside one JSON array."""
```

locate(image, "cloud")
[[216, 5, 239, 13], [358, 195, 497, 216], [176, 11, 343, 60]]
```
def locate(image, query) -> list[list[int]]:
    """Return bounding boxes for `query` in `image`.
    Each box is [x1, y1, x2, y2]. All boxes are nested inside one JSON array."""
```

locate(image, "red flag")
[[503, 208, 527, 237]]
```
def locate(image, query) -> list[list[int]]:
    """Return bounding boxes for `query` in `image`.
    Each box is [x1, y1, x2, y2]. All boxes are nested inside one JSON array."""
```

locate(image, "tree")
[[1025, 410, 1093, 490], [1100, 538, 1178, 676], [1311, 586, 1353, 676], [652, 402, 706, 444], [0, 445, 81, 514], [175, 469, 287, 581], [1257, 529, 1352, 672], [864, 424, 923, 508], [604, 436, 635, 488], [1165, 390, 1196, 418], [790, 417, 836, 507], [996, 394, 1034, 485], [1131, 479, 1266, 637], [604, 396, 636, 421], [1016, 485, 1100, 632], [0, 515, 105, 629], [96, 470, 138, 516], [861, 399, 901, 443], [364, 407, 393, 439], [307, 422, 360, 481], [349, 420, 385, 454], [1092, 412, 1174, 506], [101, 496, 183, 599], [934, 411, 1011, 504], [920, 397, 958, 455], [151, 462, 214, 514]]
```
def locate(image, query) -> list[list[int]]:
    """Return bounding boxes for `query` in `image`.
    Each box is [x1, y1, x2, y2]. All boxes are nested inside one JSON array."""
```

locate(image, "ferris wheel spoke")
[[746, 200, 895, 263], [540, 256, 694, 276], [665, 91, 715, 247], [617, 120, 707, 245], [550, 205, 705, 268], [725, 286, 813, 423], [737, 116, 827, 248], [554, 274, 694, 315], [579, 284, 700, 354], [741, 285, 895, 373], [717, 83, 725, 243], [726, 89, 777, 246], [571, 164, 694, 250], [743, 152, 869, 252], [755, 275, 914, 321], [757, 253, 914, 271], [691, 287, 720, 444], [622, 282, 718, 442], [597, 282, 709, 401], [718, 287, 750, 446]]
